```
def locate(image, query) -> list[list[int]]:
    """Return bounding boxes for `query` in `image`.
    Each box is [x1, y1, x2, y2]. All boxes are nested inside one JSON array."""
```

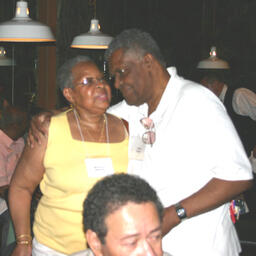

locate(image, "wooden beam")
[[37, 0, 57, 110]]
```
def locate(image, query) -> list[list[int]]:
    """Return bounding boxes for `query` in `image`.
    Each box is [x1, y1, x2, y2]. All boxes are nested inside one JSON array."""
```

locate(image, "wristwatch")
[[174, 203, 187, 221]]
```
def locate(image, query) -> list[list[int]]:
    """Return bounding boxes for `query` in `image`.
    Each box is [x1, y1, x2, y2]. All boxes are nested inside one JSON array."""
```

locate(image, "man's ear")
[[63, 88, 73, 104], [143, 53, 154, 70], [86, 230, 103, 256]]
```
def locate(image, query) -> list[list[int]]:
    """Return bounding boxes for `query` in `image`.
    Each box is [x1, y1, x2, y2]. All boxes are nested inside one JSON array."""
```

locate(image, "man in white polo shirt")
[[104, 29, 253, 256]]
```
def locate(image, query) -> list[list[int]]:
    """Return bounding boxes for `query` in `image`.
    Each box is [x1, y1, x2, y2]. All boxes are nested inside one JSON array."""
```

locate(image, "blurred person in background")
[[0, 105, 28, 256]]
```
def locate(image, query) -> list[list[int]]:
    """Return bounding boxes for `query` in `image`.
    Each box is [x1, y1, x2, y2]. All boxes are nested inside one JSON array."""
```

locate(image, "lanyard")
[[73, 109, 110, 157]]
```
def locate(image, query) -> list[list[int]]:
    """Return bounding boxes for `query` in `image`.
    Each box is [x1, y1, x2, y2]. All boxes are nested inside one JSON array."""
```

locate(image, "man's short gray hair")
[[105, 28, 166, 67]]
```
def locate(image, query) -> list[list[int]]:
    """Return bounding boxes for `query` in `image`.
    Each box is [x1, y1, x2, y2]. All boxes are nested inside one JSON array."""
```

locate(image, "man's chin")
[[125, 98, 141, 106], [120, 89, 141, 106]]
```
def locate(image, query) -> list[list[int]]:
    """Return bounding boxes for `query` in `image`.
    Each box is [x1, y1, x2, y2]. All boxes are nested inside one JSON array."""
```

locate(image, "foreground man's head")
[[83, 173, 164, 256]]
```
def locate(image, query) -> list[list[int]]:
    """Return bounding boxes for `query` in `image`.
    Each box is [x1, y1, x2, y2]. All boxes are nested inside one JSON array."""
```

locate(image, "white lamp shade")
[[71, 19, 113, 49], [0, 1, 55, 42], [0, 47, 15, 66], [197, 46, 230, 69]]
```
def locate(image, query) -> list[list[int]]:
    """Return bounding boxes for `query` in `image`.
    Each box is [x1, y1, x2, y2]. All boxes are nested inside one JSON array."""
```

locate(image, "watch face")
[[175, 203, 187, 220], [177, 208, 185, 217]]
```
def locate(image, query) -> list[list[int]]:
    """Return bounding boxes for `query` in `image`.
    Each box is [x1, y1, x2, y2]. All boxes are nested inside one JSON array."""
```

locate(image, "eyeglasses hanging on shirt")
[[140, 117, 156, 146]]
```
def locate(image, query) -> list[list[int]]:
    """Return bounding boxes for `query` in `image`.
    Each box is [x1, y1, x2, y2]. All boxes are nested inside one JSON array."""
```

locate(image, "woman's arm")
[[9, 138, 47, 256]]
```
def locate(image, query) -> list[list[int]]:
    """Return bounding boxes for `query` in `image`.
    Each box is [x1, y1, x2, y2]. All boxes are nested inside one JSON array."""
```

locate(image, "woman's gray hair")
[[104, 28, 166, 67], [57, 55, 92, 91]]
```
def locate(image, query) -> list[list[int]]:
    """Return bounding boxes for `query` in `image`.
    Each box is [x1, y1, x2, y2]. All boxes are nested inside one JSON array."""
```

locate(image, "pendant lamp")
[[197, 46, 229, 69], [71, 0, 113, 49], [71, 19, 113, 49], [0, 47, 15, 66], [0, 0, 55, 42]]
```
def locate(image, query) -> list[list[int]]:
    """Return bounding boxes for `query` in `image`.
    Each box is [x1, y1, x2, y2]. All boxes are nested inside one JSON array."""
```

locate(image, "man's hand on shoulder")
[[27, 111, 53, 148], [27, 107, 69, 147]]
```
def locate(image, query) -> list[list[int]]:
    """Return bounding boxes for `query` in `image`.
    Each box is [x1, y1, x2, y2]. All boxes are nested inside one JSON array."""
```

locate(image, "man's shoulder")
[[177, 78, 215, 102], [167, 67, 207, 97], [233, 87, 256, 100], [108, 100, 135, 112], [107, 100, 141, 120]]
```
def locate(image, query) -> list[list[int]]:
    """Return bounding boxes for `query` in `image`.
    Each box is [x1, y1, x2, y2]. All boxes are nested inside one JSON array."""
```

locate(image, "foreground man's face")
[[100, 202, 163, 256]]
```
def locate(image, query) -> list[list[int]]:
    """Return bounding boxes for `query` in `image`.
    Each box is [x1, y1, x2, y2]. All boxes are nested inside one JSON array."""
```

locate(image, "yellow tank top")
[[33, 111, 128, 254]]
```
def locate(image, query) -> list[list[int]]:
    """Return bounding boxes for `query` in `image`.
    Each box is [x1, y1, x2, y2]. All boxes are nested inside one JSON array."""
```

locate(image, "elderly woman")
[[8, 56, 129, 256]]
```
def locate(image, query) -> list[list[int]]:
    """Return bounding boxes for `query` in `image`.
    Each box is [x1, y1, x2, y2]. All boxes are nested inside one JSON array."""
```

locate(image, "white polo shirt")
[[108, 67, 253, 256]]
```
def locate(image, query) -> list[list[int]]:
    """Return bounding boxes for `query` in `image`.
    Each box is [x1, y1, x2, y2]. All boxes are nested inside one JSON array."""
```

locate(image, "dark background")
[[0, 0, 256, 108]]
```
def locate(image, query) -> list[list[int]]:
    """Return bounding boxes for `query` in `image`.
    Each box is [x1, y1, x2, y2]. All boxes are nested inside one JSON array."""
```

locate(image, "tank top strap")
[[106, 113, 129, 138]]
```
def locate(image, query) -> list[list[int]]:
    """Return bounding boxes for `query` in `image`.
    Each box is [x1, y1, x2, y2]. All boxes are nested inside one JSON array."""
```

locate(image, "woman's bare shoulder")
[[105, 113, 128, 141]]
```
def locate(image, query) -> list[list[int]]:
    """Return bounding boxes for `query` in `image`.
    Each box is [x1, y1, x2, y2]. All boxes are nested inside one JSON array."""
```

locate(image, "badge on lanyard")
[[129, 135, 146, 161], [85, 157, 114, 177]]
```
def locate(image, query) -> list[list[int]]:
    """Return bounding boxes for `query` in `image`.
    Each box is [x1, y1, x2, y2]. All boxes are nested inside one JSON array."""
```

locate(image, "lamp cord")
[[12, 45, 15, 104], [88, 0, 97, 18]]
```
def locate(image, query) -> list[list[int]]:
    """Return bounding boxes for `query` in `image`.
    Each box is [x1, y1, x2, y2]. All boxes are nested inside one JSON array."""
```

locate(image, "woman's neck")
[[72, 108, 107, 143], [73, 108, 105, 130]]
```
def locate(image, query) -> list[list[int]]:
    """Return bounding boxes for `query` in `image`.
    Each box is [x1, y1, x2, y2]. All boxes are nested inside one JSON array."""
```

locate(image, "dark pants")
[[0, 210, 15, 256]]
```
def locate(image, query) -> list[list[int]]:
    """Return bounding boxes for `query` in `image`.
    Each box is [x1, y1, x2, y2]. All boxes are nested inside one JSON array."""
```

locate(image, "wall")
[[1, 0, 256, 110]]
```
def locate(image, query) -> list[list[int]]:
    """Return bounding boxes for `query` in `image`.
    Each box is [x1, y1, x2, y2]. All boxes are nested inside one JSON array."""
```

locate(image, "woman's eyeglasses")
[[140, 117, 156, 146], [76, 77, 107, 87]]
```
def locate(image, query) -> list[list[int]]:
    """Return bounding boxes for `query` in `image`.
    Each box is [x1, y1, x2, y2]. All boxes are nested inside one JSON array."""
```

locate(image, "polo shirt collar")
[[138, 67, 178, 123]]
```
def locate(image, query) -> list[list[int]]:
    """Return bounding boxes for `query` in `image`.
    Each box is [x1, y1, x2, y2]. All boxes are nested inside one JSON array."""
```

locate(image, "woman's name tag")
[[85, 157, 114, 177]]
